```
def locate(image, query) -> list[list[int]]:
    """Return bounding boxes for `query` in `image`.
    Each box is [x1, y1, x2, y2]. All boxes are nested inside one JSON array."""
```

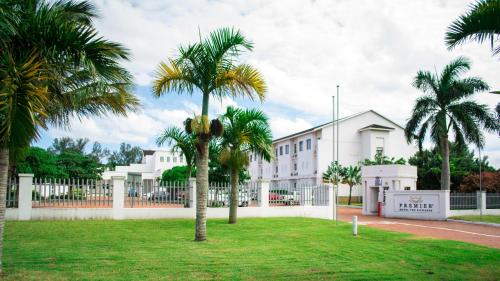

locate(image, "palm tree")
[[405, 57, 499, 190], [156, 127, 197, 179], [0, 0, 139, 272], [445, 0, 500, 56], [219, 106, 272, 224], [153, 27, 266, 241], [323, 161, 344, 185], [341, 166, 361, 205]]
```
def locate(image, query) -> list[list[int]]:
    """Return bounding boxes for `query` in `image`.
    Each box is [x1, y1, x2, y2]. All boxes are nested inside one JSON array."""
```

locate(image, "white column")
[[478, 191, 486, 214], [18, 173, 34, 220], [328, 183, 335, 220], [112, 176, 125, 220], [188, 177, 196, 217], [258, 180, 269, 208], [443, 190, 451, 218]]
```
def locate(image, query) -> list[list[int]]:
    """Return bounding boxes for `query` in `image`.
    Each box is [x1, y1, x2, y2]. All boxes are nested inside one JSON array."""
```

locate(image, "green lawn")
[[4, 218, 500, 281], [450, 215, 500, 224]]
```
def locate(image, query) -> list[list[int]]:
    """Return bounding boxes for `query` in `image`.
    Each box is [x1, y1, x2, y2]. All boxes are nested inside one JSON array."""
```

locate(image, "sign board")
[[393, 194, 440, 213]]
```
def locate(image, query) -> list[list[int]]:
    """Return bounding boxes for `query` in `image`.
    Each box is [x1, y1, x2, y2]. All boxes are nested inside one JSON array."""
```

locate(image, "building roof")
[[273, 110, 404, 143], [142, 150, 155, 156], [358, 124, 395, 132]]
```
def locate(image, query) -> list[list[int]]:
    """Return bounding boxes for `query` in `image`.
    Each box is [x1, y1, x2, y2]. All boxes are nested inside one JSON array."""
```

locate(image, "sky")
[[36, 0, 500, 167]]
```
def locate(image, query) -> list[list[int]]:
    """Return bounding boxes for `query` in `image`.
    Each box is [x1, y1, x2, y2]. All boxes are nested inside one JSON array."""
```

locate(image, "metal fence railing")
[[7, 177, 18, 208], [32, 178, 113, 208], [126, 180, 189, 208], [486, 193, 500, 209], [450, 193, 477, 210], [208, 182, 259, 208], [269, 182, 329, 206]]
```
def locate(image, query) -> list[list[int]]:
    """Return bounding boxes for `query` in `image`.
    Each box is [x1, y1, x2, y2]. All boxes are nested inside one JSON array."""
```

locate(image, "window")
[[376, 147, 384, 156], [173, 157, 177, 163], [294, 144, 297, 154], [275, 166, 278, 173], [299, 141, 303, 151], [285, 144, 289, 154], [279, 146, 283, 155], [275, 149, 278, 157], [249, 154, 253, 162], [180, 155, 183, 162], [294, 163, 297, 171], [160, 156, 164, 162], [167, 157, 171, 163], [306, 139, 311, 150], [404, 186, 411, 191]]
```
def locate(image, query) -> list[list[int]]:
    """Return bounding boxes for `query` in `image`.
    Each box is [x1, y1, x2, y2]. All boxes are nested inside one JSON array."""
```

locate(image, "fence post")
[[188, 178, 196, 214], [478, 190, 486, 215], [258, 180, 269, 208], [18, 173, 34, 220], [112, 176, 125, 220], [328, 183, 335, 221]]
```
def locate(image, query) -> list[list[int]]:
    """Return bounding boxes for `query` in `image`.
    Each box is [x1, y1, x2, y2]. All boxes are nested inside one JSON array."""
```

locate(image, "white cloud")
[[270, 116, 312, 139]]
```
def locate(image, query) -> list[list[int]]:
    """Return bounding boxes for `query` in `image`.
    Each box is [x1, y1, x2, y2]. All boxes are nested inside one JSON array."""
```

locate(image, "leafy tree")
[[0, 0, 139, 269], [323, 161, 345, 185], [48, 137, 89, 154], [56, 152, 102, 179], [108, 143, 142, 168], [89, 142, 110, 163], [405, 57, 498, 190], [208, 140, 249, 183], [161, 166, 195, 182], [446, 0, 500, 56], [458, 171, 500, 193], [219, 106, 272, 224], [341, 166, 362, 205], [409, 143, 496, 190], [16, 147, 65, 178], [152, 27, 266, 241], [157, 127, 196, 178]]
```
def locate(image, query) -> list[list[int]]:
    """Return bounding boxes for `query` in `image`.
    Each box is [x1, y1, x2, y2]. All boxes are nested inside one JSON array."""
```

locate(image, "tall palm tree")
[[0, 0, 139, 272], [341, 166, 361, 205], [323, 161, 344, 185], [405, 57, 499, 190], [156, 127, 197, 178], [219, 106, 272, 224], [445, 0, 500, 56], [153, 27, 266, 241]]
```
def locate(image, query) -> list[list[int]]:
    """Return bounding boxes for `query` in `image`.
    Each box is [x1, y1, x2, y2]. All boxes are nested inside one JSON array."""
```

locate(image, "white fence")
[[6, 174, 335, 221]]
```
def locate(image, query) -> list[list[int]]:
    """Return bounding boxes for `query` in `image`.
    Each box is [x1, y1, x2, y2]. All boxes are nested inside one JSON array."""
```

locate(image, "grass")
[[450, 215, 500, 224], [4, 218, 500, 281], [338, 202, 363, 207]]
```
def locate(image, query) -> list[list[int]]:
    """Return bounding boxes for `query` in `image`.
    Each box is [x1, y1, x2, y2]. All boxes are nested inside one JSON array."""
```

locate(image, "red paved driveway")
[[338, 207, 500, 249]]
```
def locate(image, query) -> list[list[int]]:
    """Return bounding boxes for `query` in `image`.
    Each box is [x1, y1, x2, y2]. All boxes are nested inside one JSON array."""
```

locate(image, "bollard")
[[352, 216, 358, 236]]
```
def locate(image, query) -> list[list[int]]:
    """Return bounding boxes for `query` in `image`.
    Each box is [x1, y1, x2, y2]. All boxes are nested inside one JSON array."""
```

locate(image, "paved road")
[[338, 207, 500, 249]]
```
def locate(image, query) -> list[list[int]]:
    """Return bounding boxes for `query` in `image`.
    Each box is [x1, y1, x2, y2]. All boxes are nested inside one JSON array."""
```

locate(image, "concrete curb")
[[447, 219, 500, 228], [338, 205, 363, 209]]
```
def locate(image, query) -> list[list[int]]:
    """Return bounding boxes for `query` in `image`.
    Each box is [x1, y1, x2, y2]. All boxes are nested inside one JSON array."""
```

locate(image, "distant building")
[[247, 110, 417, 200], [102, 150, 185, 183]]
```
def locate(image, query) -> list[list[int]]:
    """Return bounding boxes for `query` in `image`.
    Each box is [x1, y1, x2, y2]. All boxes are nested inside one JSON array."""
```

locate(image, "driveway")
[[338, 207, 500, 249]]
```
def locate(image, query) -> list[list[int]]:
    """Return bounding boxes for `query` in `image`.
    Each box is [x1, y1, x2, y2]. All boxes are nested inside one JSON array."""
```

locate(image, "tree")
[[107, 143, 142, 168], [152, 27, 266, 241], [341, 166, 362, 205], [409, 143, 496, 190], [89, 142, 110, 163], [405, 57, 499, 190], [16, 147, 65, 179], [157, 127, 196, 178], [48, 137, 89, 154], [0, 0, 139, 271], [446, 0, 500, 56], [161, 166, 195, 182], [219, 106, 272, 224], [458, 171, 500, 193], [323, 161, 345, 185]]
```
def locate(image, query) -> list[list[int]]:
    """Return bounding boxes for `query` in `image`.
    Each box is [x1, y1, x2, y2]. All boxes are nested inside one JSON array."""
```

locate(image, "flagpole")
[[336, 85, 339, 223], [332, 95, 336, 224]]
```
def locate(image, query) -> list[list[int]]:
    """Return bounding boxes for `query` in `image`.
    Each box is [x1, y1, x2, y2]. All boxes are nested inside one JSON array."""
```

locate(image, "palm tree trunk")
[[440, 137, 451, 190], [0, 148, 9, 273], [228, 168, 239, 224], [348, 184, 352, 205], [195, 140, 209, 241]]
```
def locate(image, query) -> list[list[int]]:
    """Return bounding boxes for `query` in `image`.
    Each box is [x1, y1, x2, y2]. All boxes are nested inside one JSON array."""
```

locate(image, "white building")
[[102, 150, 185, 182], [247, 110, 417, 200]]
